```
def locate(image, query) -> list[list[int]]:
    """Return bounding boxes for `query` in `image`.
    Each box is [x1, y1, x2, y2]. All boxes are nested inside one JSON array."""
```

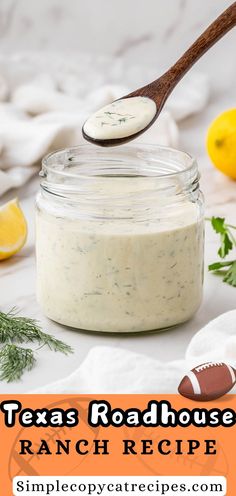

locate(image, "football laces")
[[195, 362, 223, 373]]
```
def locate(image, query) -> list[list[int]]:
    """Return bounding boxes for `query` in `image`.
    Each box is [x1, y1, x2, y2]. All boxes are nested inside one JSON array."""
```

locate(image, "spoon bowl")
[[82, 95, 158, 147]]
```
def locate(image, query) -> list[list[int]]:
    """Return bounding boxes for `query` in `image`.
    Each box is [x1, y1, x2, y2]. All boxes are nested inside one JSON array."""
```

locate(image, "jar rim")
[[41, 143, 197, 181]]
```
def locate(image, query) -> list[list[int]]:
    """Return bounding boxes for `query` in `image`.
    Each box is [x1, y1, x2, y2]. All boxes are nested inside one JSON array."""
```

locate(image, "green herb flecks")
[[98, 112, 135, 127], [104, 111, 133, 118], [207, 217, 236, 287], [118, 117, 135, 124], [0, 308, 73, 382]]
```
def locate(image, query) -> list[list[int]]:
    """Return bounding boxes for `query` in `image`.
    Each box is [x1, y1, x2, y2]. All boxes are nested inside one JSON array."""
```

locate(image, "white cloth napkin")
[[0, 58, 210, 197], [34, 310, 236, 394]]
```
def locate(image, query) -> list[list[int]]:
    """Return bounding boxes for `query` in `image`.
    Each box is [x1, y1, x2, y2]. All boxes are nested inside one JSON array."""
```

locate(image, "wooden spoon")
[[82, 2, 236, 147]]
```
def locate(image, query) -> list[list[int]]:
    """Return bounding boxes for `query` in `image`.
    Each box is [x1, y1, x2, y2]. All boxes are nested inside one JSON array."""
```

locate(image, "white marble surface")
[[0, 1, 233, 67], [0, 0, 235, 92], [0, 86, 236, 393]]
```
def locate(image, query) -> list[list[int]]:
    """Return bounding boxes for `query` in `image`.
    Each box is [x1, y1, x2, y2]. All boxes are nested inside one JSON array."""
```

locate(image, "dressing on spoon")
[[83, 96, 156, 141]]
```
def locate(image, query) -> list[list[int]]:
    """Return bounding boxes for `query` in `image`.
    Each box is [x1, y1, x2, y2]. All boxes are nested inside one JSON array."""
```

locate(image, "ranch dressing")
[[36, 177, 204, 333], [83, 96, 156, 140]]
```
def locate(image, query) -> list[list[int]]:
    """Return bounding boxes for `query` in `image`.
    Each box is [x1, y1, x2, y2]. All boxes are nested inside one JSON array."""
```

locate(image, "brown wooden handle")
[[164, 2, 236, 89]]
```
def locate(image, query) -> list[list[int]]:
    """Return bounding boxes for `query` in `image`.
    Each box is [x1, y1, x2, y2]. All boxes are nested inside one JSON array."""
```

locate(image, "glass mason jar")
[[36, 144, 204, 333]]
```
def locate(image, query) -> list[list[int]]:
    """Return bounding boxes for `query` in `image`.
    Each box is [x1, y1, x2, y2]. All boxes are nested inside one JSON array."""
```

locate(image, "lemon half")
[[0, 199, 27, 260], [206, 108, 236, 179]]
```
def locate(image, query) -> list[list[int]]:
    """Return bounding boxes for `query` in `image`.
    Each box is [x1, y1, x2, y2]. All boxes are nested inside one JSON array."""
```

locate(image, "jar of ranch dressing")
[[36, 144, 204, 333]]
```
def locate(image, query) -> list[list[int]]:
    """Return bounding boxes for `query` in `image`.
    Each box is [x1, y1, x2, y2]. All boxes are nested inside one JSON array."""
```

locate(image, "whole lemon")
[[206, 108, 236, 179]]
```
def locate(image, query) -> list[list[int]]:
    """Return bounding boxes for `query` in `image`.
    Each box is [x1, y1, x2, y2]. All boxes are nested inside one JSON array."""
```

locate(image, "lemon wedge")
[[0, 199, 27, 260], [206, 108, 236, 179]]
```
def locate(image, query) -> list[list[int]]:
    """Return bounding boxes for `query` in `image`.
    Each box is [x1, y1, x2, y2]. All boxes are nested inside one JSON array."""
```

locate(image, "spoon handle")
[[165, 1, 236, 89]]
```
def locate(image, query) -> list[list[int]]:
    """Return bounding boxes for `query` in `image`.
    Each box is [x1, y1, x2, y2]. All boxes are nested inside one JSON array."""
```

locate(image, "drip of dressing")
[[83, 96, 157, 140]]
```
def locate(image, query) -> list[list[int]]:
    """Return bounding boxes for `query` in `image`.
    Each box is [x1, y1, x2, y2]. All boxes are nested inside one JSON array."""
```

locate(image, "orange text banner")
[[0, 394, 235, 495]]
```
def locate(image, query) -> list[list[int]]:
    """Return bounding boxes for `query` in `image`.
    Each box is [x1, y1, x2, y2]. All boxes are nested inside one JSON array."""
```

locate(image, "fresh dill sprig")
[[0, 308, 73, 354], [37, 332, 73, 354], [207, 217, 236, 287], [0, 308, 73, 382], [0, 344, 35, 382]]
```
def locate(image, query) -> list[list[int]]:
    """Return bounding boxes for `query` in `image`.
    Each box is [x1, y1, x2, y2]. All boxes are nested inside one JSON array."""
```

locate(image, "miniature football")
[[178, 362, 236, 401]]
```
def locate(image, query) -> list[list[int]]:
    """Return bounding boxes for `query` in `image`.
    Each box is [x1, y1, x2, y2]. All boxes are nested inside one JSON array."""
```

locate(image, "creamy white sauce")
[[83, 97, 157, 140], [36, 183, 204, 333]]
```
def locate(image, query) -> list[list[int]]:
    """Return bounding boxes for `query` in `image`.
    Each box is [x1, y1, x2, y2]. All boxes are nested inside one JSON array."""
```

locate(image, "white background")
[[0, 0, 234, 82]]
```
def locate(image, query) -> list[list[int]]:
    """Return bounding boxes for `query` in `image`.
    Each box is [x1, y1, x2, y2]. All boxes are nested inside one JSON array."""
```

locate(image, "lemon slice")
[[0, 199, 27, 260], [206, 108, 236, 179]]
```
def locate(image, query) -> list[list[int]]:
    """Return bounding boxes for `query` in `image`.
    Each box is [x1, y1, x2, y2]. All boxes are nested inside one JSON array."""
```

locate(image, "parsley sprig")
[[207, 217, 236, 287], [0, 308, 73, 382]]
